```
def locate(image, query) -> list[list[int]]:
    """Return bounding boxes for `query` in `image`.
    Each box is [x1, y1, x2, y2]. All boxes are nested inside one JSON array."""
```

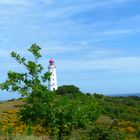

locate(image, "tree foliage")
[[0, 44, 51, 97], [56, 85, 82, 96], [20, 91, 100, 139]]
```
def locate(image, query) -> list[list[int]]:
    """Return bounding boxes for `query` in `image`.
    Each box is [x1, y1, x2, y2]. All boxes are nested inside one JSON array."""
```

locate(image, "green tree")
[[0, 44, 101, 140], [56, 85, 82, 96], [0, 44, 51, 97], [20, 91, 100, 140]]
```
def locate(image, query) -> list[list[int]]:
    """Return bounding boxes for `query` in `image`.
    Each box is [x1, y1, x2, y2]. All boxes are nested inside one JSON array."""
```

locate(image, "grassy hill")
[[0, 99, 23, 111], [0, 95, 140, 140], [0, 99, 23, 118]]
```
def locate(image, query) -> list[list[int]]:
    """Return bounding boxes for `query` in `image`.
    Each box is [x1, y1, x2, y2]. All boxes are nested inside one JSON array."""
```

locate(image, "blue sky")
[[0, 0, 140, 100]]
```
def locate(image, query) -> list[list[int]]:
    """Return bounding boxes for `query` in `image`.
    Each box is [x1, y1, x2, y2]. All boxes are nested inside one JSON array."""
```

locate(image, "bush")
[[56, 85, 82, 96]]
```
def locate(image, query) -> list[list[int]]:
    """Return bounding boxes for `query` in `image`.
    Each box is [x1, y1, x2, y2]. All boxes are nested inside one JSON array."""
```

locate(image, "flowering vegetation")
[[0, 109, 51, 137], [88, 94, 140, 140]]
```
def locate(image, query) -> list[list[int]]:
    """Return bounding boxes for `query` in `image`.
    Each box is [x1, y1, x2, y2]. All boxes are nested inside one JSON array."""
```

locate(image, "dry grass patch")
[[0, 99, 23, 117]]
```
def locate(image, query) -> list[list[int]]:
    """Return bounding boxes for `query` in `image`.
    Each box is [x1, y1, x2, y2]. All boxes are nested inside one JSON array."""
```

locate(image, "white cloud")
[[84, 48, 121, 60], [99, 29, 133, 36], [41, 42, 91, 55], [112, 0, 134, 3], [40, 0, 55, 5], [57, 56, 140, 73], [0, 0, 27, 5], [0, 0, 139, 77], [43, 0, 134, 19]]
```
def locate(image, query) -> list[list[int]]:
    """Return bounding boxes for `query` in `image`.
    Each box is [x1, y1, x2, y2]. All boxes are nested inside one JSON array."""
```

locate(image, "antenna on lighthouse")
[[48, 58, 58, 91]]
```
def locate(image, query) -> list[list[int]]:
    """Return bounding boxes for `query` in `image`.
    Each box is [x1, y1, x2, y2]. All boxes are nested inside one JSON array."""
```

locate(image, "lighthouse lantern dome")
[[49, 58, 54, 64]]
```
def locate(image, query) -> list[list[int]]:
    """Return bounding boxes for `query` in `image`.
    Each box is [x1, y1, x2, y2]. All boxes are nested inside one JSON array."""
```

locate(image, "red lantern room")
[[49, 58, 54, 64]]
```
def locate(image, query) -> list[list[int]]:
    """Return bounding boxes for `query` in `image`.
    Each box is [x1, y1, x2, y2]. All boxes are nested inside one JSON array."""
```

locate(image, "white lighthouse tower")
[[48, 58, 58, 91]]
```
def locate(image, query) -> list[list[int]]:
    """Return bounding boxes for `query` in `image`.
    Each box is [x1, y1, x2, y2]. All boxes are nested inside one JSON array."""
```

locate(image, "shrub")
[[56, 85, 82, 96]]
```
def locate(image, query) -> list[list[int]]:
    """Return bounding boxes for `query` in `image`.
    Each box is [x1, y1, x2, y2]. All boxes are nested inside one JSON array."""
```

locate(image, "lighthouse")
[[48, 58, 58, 91]]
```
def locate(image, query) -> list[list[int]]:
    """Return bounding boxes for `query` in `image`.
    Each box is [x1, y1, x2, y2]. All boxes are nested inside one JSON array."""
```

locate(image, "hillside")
[[0, 99, 23, 115], [0, 94, 140, 140]]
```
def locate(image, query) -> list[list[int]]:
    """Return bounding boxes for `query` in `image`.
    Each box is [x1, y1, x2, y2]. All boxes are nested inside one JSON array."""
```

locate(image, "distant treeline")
[[108, 93, 140, 97]]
